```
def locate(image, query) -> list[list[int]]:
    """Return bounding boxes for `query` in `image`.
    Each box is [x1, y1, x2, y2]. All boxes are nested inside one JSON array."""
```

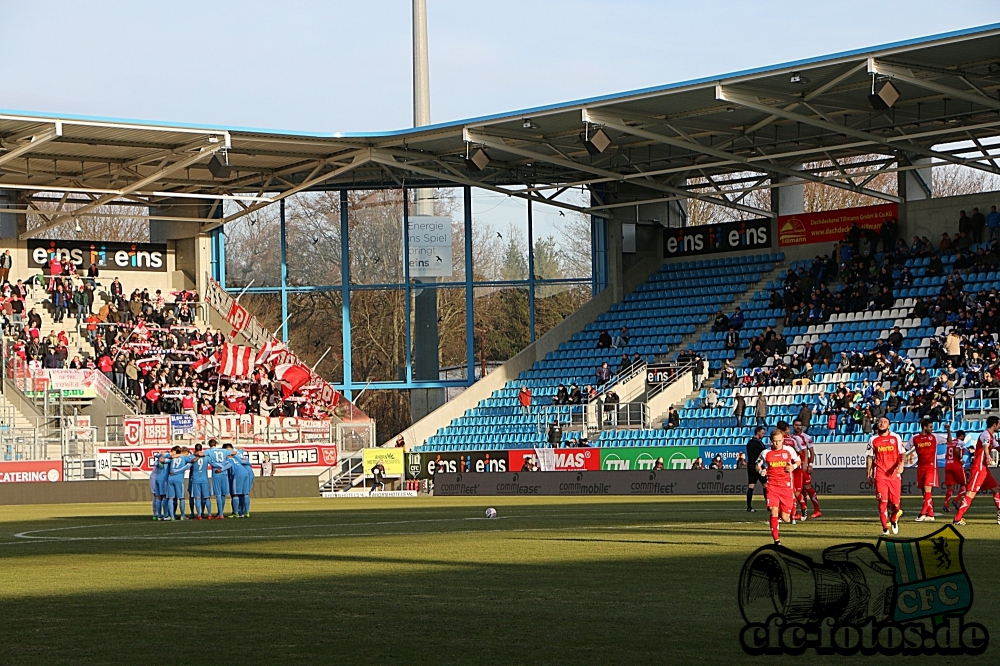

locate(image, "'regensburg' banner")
[[98, 445, 339, 473], [777, 203, 898, 247]]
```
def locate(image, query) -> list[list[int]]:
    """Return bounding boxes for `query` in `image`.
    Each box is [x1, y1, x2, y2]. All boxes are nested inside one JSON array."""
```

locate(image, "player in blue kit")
[[167, 446, 193, 519], [204, 439, 231, 519], [149, 450, 166, 520], [225, 444, 253, 518], [153, 450, 173, 520], [188, 444, 212, 519]]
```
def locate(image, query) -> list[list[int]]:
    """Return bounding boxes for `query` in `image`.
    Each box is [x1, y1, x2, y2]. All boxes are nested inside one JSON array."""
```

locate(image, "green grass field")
[[0, 495, 997, 664]]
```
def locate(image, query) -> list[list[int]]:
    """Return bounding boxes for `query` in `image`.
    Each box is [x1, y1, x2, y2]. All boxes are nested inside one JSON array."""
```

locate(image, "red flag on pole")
[[220, 344, 254, 377], [274, 363, 311, 397]]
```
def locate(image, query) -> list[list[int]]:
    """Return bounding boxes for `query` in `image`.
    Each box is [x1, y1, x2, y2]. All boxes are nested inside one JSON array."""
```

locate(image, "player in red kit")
[[943, 429, 969, 513], [953, 416, 1000, 526], [866, 417, 905, 536], [791, 418, 821, 519], [756, 429, 800, 545], [903, 418, 949, 522], [775, 421, 802, 522]]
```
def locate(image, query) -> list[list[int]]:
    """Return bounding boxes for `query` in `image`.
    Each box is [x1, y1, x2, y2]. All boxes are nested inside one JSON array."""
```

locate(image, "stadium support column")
[[773, 166, 805, 217], [410, 188, 444, 422], [897, 155, 932, 238], [0, 189, 27, 283], [149, 199, 211, 295], [409, 0, 443, 422]]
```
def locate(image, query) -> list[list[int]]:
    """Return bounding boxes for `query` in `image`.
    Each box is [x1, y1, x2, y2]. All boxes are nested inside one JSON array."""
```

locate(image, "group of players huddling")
[[148, 439, 255, 520], [754, 415, 1000, 544]]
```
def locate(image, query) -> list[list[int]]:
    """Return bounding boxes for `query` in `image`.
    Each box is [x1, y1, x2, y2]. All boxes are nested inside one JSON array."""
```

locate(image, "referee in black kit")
[[745, 426, 767, 512]]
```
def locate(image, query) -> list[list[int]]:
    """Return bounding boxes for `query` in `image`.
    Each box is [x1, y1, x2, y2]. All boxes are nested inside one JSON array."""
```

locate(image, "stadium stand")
[[1, 258, 340, 420], [416, 218, 1000, 460], [415, 253, 784, 452]]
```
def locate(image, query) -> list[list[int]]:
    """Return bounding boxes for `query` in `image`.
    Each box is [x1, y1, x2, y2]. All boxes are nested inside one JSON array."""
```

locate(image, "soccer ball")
[[485, 508, 498, 519]]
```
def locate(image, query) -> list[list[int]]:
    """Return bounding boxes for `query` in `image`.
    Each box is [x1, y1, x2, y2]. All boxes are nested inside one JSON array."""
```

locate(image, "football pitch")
[[0, 495, 997, 664]]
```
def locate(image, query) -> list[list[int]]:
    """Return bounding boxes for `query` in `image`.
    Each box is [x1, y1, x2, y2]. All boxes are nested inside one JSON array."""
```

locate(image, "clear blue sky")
[[2, 1, 997, 134]]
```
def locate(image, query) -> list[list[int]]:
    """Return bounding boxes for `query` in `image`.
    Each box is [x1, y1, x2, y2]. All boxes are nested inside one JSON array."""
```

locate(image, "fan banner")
[[118, 415, 333, 445], [778, 203, 898, 247], [98, 444, 339, 472]]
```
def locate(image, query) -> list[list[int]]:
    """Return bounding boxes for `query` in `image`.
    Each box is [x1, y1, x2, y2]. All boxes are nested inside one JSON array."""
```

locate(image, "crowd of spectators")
[[4, 252, 339, 419]]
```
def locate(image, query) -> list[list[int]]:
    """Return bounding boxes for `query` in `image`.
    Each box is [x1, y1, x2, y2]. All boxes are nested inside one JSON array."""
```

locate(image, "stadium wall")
[[0, 475, 318, 504], [392, 251, 665, 448], [0, 236, 199, 303], [904, 190, 1000, 244], [433, 468, 923, 496]]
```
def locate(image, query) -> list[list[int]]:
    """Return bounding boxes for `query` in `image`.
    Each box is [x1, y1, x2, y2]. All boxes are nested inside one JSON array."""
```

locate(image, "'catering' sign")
[[28, 239, 168, 272], [663, 218, 771, 258]]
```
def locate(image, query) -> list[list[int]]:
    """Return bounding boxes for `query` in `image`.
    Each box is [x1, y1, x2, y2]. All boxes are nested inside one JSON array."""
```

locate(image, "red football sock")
[[954, 495, 971, 521], [944, 487, 953, 508], [770, 515, 780, 542], [923, 492, 934, 517], [808, 488, 820, 512], [994, 493, 1000, 510], [878, 500, 889, 530]]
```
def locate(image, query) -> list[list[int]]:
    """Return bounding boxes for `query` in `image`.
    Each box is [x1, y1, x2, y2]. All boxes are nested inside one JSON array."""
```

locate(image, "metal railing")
[[536, 400, 650, 434], [955, 388, 1000, 418], [319, 449, 365, 493]]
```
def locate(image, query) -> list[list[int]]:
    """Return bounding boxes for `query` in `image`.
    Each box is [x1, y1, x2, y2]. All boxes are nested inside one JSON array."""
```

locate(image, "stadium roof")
[[4, 21, 1000, 238]]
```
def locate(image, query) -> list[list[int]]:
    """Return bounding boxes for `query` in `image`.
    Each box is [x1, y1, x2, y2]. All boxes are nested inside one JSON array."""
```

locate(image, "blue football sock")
[[244, 494, 251, 515], [202, 498, 210, 516], [152, 497, 160, 517], [177, 498, 185, 518]]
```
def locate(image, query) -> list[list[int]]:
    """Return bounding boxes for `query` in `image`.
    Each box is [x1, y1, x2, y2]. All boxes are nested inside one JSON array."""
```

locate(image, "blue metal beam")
[[339, 190, 352, 400], [402, 189, 413, 384], [279, 199, 289, 342], [527, 197, 536, 343], [463, 185, 475, 385]]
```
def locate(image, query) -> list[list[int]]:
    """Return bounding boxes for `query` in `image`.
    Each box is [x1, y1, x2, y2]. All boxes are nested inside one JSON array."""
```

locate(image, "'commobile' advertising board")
[[434, 469, 923, 496]]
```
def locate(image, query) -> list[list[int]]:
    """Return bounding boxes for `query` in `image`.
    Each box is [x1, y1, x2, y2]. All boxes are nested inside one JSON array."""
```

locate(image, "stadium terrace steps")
[[415, 252, 786, 453]]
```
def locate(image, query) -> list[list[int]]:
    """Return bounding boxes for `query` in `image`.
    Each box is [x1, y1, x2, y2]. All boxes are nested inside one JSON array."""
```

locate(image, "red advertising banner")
[[778, 203, 898, 247], [508, 448, 601, 472], [0, 461, 62, 483], [98, 445, 338, 472], [142, 416, 171, 446]]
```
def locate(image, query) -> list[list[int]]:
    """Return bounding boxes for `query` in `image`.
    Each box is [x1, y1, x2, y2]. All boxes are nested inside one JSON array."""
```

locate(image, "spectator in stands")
[[596, 330, 612, 349], [987, 205, 1000, 243], [585, 385, 598, 402], [110, 277, 124, 308], [595, 362, 612, 386], [724, 327, 740, 352], [729, 307, 745, 330], [703, 387, 718, 409], [0, 250, 10, 284], [733, 391, 746, 428], [517, 385, 532, 413], [691, 458, 705, 470], [886, 326, 904, 350], [547, 420, 562, 447], [755, 393, 767, 427], [665, 406, 680, 429], [632, 352, 642, 367], [768, 290, 784, 309], [939, 233, 952, 251], [618, 353, 632, 375], [567, 383, 582, 404], [711, 309, 730, 332], [945, 329, 962, 366], [791, 362, 814, 386], [710, 454, 724, 470], [554, 384, 568, 405], [879, 217, 898, 254], [603, 390, 619, 426], [971, 207, 986, 244], [51, 284, 69, 323], [721, 360, 738, 388], [815, 340, 833, 365], [958, 209, 972, 239], [612, 326, 630, 348]]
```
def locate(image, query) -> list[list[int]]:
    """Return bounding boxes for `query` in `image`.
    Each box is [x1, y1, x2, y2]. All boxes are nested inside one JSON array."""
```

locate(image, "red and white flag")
[[274, 363, 311, 397], [220, 344, 254, 377], [254, 339, 286, 368], [191, 352, 219, 374], [134, 321, 149, 341]]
